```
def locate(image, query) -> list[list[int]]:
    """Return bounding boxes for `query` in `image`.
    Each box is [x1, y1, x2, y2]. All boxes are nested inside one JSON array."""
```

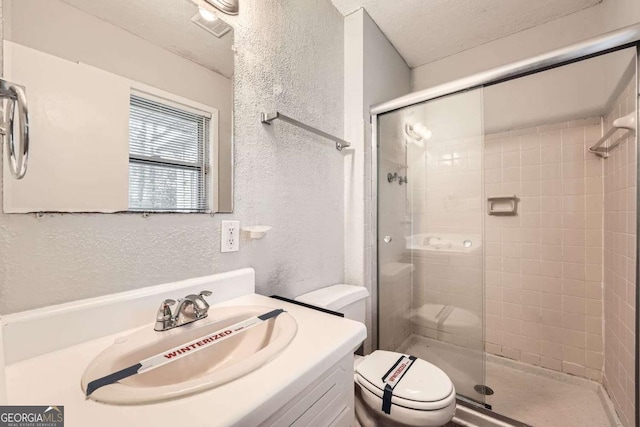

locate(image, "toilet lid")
[[355, 351, 454, 405]]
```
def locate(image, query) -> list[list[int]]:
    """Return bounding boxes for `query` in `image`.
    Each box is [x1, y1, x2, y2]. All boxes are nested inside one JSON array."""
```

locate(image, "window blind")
[[128, 94, 210, 212]]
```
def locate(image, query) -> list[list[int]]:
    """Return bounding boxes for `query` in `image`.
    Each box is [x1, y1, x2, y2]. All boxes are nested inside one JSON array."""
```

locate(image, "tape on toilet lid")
[[381, 354, 417, 414]]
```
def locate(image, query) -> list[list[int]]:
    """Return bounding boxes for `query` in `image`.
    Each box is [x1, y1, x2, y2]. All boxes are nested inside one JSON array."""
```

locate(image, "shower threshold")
[[454, 398, 531, 427]]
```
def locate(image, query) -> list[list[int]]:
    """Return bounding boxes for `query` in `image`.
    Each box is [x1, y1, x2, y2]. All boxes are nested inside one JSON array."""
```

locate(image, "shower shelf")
[[588, 112, 636, 159], [487, 195, 519, 216]]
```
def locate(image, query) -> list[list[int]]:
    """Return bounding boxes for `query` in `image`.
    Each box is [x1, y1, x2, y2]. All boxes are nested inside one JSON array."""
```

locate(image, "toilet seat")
[[355, 350, 455, 411]]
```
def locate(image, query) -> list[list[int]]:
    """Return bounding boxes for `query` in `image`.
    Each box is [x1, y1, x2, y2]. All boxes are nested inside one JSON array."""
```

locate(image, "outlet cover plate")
[[221, 220, 240, 252]]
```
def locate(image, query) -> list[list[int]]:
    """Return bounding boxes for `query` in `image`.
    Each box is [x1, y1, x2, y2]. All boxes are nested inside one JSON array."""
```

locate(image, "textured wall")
[[0, 0, 345, 313]]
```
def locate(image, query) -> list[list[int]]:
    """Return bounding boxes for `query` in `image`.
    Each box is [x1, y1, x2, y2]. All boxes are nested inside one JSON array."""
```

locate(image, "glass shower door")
[[377, 88, 486, 403]]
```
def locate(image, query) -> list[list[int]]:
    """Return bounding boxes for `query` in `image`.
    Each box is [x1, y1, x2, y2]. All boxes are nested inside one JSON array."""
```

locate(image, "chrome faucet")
[[154, 290, 212, 331]]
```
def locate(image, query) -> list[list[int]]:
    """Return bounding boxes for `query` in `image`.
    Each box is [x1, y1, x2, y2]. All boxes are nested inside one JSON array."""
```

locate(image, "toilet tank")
[[295, 284, 369, 324]]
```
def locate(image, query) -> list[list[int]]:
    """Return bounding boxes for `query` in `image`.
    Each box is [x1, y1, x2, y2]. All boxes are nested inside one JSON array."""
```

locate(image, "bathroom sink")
[[81, 305, 297, 404]]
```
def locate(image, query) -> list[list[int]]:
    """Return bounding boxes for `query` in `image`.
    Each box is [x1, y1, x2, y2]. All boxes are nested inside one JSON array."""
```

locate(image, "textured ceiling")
[[61, 0, 234, 78], [332, 0, 602, 67]]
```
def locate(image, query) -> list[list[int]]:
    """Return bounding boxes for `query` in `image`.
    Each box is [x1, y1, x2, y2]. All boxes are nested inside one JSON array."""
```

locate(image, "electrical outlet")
[[221, 220, 240, 252]]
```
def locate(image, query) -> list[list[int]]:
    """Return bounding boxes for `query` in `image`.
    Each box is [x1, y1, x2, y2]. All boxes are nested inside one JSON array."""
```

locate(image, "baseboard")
[[485, 353, 599, 390]]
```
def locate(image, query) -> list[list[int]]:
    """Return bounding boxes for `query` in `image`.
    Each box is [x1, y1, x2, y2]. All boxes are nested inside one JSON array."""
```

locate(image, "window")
[[128, 93, 212, 212]]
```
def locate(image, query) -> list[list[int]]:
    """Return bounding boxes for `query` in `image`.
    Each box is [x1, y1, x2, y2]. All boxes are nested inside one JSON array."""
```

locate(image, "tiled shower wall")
[[483, 118, 606, 381], [406, 91, 485, 349], [603, 77, 637, 427], [409, 135, 484, 336]]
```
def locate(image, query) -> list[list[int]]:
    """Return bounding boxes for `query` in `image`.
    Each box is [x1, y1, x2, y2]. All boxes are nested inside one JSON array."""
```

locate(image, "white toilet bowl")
[[353, 351, 456, 427], [295, 285, 456, 427]]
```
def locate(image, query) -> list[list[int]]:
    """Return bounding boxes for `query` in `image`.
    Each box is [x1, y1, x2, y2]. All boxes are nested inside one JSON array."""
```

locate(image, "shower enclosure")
[[375, 26, 640, 427]]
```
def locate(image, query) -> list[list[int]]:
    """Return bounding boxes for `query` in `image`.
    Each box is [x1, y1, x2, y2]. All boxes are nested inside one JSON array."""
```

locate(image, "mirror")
[[1, 0, 234, 213]]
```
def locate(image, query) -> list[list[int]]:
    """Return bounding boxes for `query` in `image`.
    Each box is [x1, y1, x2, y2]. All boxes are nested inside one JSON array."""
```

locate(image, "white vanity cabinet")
[[260, 354, 354, 427], [1, 270, 366, 427]]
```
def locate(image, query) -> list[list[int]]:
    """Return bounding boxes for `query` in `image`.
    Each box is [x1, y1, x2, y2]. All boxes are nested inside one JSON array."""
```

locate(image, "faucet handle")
[[158, 299, 176, 316], [154, 299, 176, 331], [190, 291, 212, 318]]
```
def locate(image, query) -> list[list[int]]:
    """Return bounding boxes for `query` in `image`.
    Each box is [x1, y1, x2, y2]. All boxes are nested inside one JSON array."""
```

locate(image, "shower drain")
[[474, 384, 495, 396]]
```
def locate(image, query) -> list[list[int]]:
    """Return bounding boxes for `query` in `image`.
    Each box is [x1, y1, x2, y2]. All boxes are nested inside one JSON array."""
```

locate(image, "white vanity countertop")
[[5, 294, 366, 427]]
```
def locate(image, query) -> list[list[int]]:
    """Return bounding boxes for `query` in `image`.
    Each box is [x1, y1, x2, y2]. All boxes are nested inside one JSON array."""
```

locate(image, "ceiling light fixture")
[[205, 0, 239, 16], [192, 6, 232, 38], [198, 7, 217, 22]]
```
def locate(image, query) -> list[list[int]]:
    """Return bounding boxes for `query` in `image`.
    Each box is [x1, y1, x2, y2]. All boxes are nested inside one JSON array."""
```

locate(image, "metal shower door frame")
[[370, 23, 640, 426], [635, 43, 640, 427]]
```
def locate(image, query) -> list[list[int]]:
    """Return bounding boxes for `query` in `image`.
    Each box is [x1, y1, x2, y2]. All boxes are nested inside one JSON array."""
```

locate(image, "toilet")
[[296, 285, 456, 427]]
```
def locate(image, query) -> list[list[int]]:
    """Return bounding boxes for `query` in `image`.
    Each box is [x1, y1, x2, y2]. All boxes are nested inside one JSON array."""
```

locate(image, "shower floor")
[[397, 335, 619, 427]]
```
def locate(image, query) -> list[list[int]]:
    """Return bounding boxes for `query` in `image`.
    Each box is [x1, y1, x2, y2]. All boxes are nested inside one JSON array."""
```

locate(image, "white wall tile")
[[602, 77, 636, 427], [483, 116, 607, 383]]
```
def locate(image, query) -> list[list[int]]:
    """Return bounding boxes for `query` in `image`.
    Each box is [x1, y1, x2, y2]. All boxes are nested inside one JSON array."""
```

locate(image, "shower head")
[[405, 122, 432, 146]]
